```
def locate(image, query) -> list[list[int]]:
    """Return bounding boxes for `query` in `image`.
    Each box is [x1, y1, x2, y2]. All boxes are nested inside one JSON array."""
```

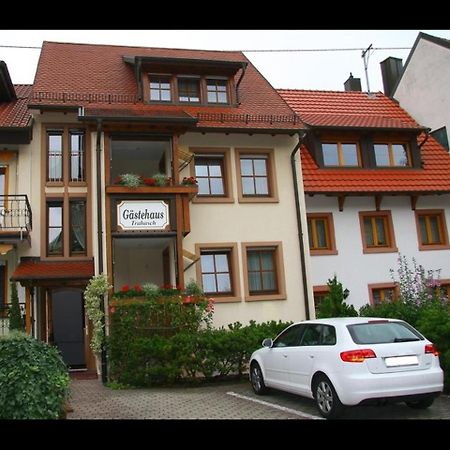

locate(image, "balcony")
[[0, 195, 32, 245]]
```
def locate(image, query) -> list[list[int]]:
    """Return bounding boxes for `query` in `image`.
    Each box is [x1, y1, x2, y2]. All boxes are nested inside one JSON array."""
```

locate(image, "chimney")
[[344, 73, 362, 92], [380, 57, 403, 97]]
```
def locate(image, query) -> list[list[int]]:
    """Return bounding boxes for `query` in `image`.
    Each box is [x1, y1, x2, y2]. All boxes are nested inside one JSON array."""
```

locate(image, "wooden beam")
[[25, 287, 31, 335], [337, 195, 345, 212], [175, 196, 184, 289], [172, 135, 180, 185], [375, 195, 383, 211], [182, 195, 190, 234], [410, 195, 419, 210]]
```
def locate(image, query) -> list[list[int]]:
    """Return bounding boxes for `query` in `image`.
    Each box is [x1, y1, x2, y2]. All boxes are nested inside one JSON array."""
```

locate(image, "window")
[[195, 156, 225, 196], [190, 148, 233, 203], [313, 285, 329, 312], [368, 283, 398, 306], [69, 130, 85, 182], [415, 209, 450, 250], [70, 200, 86, 255], [359, 211, 397, 253], [322, 142, 360, 167], [47, 201, 63, 255], [235, 149, 278, 203], [178, 78, 200, 103], [307, 213, 337, 255], [273, 324, 305, 347], [207, 79, 228, 104], [149, 76, 171, 102], [195, 243, 240, 302], [242, 242, 286, 301], [47, 130, 63, 182], [300, 324, 336, 346], [374, 143, 411, 167]]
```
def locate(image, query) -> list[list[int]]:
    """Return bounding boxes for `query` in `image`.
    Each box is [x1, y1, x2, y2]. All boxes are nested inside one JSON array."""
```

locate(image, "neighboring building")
[[391, 32, 450, 151], [3, 42, 313, 371], [279, 87, 450, 311]]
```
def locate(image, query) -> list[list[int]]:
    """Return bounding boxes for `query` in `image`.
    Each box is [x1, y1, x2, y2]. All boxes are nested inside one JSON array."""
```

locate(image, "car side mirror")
[[262, 338, 273, 348]]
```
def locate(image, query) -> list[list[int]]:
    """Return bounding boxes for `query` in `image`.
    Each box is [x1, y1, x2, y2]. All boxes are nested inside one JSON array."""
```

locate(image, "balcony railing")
[[0, 195, 32, 237]]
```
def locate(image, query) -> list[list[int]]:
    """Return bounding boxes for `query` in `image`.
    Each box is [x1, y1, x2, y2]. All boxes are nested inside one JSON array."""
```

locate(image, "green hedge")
[[108, 302, 290, 386], [0, 332, 70, 419]]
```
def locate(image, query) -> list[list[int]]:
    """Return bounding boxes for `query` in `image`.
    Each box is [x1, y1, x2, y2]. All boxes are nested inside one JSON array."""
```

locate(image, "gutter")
[[291, 131, 311, 320], [235, 62, 248, 105], [95, 119, 108, 383]]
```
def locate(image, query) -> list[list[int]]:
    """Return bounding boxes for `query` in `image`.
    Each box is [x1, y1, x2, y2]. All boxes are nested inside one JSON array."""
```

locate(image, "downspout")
[[291, 131, 311, 320], [235, 62, 247, 105], [96, 119, 107, 383]]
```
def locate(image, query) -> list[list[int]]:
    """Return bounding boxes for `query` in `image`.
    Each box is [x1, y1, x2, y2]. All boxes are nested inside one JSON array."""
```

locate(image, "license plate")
[[385, 355, 419, 367]]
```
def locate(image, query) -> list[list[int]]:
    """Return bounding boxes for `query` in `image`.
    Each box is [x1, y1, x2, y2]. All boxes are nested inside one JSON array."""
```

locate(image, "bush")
[[0, 332, 70, 419], [317, 275, 357, 318], [8, 282, 24, 331]]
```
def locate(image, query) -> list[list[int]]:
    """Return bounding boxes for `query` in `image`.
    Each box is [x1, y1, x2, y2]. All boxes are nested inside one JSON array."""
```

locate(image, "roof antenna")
[[361, 44, 375, 97]]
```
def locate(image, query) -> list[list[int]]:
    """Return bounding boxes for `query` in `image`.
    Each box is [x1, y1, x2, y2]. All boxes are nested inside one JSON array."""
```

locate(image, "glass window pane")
[[240, 159, 253, 176], [207, 92, 216, 103], [160, 82, 170, 89], [255, 177, 268, 195], [214, 254, 229, 272], [70, 201, 86, 253], [209, 163, 222, 177], [217, 92, 227, 103], [392, 144, 409, 166], [201, 254, 215, 273], [322, 143, 339, 166], [315, 220, 327, 248], [195, 164, 208, 177], [150, 90, 160, 101], [307, 220, 314, 248], [217, 274, 231, 292], [48, 229, 62, 252], [364, 217, 374, 246], [71, 134, 81, 151], [260, 251, 274, 270], [429, 216, 441, 243], [210, 178, 224, 195], [190, 96, 200, 102], [341, 143, 359, 166], [247, 252, 260, 271], [160, 90, 171, 101], [197, 178, 210, 195], [248, 272, 262, 291], [242, 177, 255, 195], [202, 274, 217, 293], [49, 134, 62, 152], [376, 217, 387, 245], [150, 82, 159, 88], [179, 96, 189, 102], [254, 159, 267, 176], [262, 272, 276, 290], [419, 217, 428, 244], [49, 206, 62, 226], [374, 144, 390, 166]]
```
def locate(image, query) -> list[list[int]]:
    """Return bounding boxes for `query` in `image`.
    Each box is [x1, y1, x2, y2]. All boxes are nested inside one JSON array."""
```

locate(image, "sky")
[[1, 29, 450, 92]]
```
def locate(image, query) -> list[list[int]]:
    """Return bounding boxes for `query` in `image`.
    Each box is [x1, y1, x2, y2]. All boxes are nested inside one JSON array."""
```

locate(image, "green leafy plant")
[[0, 331, 69, 419], [84, 273, 111, 354], [316, 275, 357, 318], [118, 173, 143, 187], [153, 173, 170, 187], [184, 279, 204, 296], [8, 282, 24, 331], [142, 282, 161, 299]]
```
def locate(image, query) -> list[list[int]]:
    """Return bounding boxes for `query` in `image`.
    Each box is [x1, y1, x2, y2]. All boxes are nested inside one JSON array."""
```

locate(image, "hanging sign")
[[117, 200, 169, 231]]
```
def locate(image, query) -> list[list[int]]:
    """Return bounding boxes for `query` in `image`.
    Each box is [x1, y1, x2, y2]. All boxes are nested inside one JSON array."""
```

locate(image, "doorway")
[[51, 288, 85, 368]]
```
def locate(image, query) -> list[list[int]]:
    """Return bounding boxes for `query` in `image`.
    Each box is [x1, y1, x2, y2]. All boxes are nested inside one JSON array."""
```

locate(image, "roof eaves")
[[78, 114, 198, 125], [304, 124, 427, 132], [0, 61, 17, 102]]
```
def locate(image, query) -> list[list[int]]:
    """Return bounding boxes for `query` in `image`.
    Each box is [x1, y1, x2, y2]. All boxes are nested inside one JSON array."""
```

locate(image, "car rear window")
[[347, 321, 424, 344]]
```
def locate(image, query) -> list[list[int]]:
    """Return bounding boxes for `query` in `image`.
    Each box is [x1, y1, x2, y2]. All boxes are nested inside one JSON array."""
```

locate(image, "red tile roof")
[[11, 259, 94, 281], [279, 89, 450, 194], [31, 42, 300, 131], [278, 89, 423, 130], [0, 85, 32, 128]]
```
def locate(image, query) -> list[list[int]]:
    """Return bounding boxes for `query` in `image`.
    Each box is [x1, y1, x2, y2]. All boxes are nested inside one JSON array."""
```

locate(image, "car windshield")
[[347, 321, 424, 344]]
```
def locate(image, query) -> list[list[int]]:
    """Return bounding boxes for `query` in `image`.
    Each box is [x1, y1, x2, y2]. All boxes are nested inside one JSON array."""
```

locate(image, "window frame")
[[69, 129, 86, 183], [149, 75, 172, 103], [307, 212, 338, 255], [368, 282, 399, 306], [235, 148, 278, 203], [46, 129, 64, 183], [195, 243, 241, 303], [373, 142, 412, 167], [177, 77, 201, 103], [313, 285, 330, 312], [69, 198, 87, 256], [241, 242, 286, 302], [321, 141, 361, 167], [46, 200, 64, 256], [190, 147, 234, 203], [206, 78, 229, 104], [415, 209, 450, 251], [358, 210, 398, 254]]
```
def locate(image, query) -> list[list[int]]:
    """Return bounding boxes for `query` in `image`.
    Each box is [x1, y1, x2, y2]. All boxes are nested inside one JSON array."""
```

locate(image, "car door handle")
[[282, 354, 288, 358], [309, 355, 314, 359]]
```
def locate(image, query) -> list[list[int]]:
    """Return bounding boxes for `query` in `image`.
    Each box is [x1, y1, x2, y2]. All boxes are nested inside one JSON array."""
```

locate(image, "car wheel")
[[250, 362, 269, 395], [314, 375, 344, 419], [406, 396, 435, 409]]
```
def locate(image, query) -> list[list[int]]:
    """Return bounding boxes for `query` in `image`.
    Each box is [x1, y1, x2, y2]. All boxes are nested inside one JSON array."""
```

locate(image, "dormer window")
[[207, 79, 228, 104], [149, 76, 171, 102], [374, 143, 411, 167], [178, 78, 200, 103], [322, 142, 360, 167]]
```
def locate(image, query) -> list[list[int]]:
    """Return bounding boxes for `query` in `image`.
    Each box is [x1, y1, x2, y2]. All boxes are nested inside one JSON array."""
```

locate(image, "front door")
[[51, 288, 85, 368]]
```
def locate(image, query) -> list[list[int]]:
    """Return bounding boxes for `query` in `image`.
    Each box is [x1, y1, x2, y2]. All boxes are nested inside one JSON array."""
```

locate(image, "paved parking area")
[[68, 378, 450, 420]]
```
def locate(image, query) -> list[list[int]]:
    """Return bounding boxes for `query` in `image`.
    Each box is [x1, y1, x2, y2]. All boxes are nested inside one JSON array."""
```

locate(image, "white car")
[[249, 317, 443, 418]]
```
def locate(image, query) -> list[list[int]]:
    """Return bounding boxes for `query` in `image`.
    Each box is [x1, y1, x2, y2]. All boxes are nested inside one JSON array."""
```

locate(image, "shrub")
[[0, 332, 70, 419], [8, 282, 24, 331], [317, 275, 357, 318]]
